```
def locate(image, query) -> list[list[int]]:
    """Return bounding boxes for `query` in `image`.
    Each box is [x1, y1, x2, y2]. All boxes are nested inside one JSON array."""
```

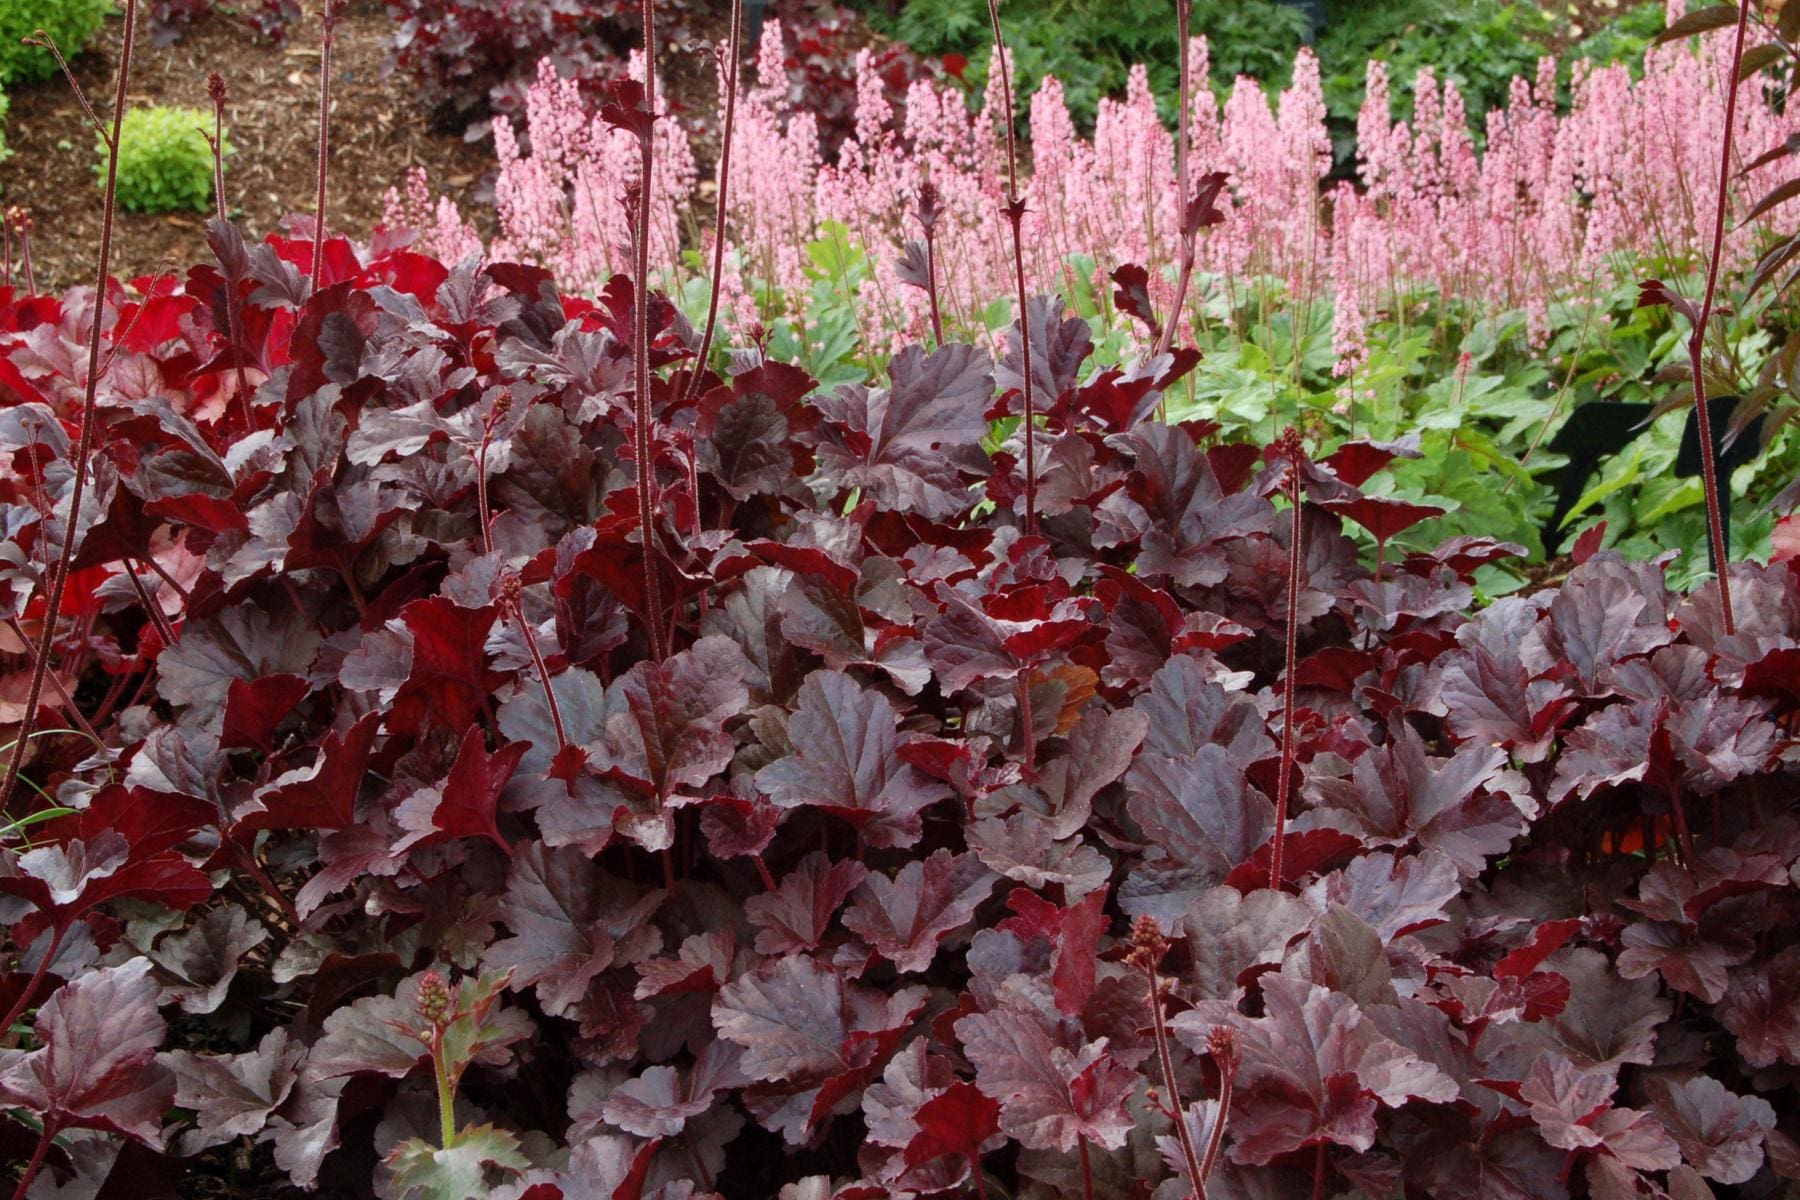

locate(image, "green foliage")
[[101, 105, 227, 214], [0, 87, 10, 165], [0, 0, 111, 86], [385, 1125, 528, 1200], [1564, 0, 1668, 78], [860, 0, 1665, 163], [1318, 0, 1557, 142], [857, 0, 1309, 130]]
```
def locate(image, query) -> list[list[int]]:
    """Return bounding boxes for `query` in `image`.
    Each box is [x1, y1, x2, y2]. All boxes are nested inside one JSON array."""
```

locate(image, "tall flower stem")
[[1159, 0, 1196, 356], [985, 0, 1038, 536], [310, 1, 345, 295], [1687, 0, 1752, 635], [918, 180, 945, 345], [0, 1, 138, 813], [1269, 430, 1306, 890], [683, 0, 743, 409], [633, 0, 669, 662], [1130, 919, 1205, 1198]]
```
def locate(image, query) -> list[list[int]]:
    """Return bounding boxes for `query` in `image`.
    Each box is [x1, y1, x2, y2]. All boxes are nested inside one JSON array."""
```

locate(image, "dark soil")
[[1, 0, 494, 294]]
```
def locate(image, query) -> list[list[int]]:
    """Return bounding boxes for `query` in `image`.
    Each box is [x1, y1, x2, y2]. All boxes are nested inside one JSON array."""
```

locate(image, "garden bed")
[[1, 0, 492, 293]]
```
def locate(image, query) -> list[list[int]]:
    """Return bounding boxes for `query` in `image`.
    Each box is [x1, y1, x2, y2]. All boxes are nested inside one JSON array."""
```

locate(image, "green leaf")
[[385, 1126, 528, 1200], [805, 220, 864, 283], [438, 971, 527, 1085], [1567, 445, 1643, 524]]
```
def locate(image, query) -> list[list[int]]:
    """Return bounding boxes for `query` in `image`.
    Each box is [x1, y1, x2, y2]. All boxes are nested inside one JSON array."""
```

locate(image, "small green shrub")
[[101, 105, 227, 214], [0, 0, 112, 86]]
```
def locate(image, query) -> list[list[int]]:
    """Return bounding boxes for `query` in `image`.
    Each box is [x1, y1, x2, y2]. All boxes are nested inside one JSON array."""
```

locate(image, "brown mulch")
[[1, 0, 494, 294]]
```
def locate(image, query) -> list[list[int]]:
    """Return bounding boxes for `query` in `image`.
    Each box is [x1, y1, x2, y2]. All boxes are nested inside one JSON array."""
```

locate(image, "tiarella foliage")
[[0, 221, 1797, 1200]]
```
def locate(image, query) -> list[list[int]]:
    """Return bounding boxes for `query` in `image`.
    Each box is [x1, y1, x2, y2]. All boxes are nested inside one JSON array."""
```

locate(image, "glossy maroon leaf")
[[809, 342, 994, 519], [484, 844, 663, 1018], [596, 635, 751, 851], [219, 674, 312, 753], [903, 1080, 1002, 1169], [394, 726, 528, 856], [1302, 725, 1524, 875], [232, 711, 381, 834], [386, 597, 507, 735]]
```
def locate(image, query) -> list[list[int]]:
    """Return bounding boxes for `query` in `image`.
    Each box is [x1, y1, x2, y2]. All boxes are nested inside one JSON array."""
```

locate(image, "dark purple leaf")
[[754, 671, 952, 848], [0, 958, 173, 1144], [842, 849, 995, 973]]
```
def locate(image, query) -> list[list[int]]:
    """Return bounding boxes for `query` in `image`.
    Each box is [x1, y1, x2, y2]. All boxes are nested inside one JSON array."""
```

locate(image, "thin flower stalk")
[[1129, 917, 1206, 1198], [1268, 428, 1306, 890], [0, 2, 139, 813], [683, 0, 744, 408], [985, 0, 1039, 537], [310, 1, 347, 295], [635, 0, 668, 662], [205, 71, 254, 429], [1685, 0, 1753, 635]]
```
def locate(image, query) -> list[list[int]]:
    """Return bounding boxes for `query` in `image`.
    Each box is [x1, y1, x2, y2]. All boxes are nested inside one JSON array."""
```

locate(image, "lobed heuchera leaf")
[[903, 1080, 1003, 1171], [386, 1124, 529, 1200], [1301, 724, 1527, 875], [1181, 884, 1315, 1003], [599, 1043, 750, 1138], [1097, 423, 1274, 588], [484, 844, 664, 1017], [1170, 972, 1457, 1165], [1123, 743, 1275, 925], [1516, 948, 1672, 1074], [1646, 1075, 1776, 1185], [146, 906, 268, 1015], [841, 849, 996, 973], [713, 955, 928, 1144], [155, 605, 323, 723], [1518, 1055, 1680, 1170], [754, 671, 952, 848], [809, 342, 994, 519], [954, 1001, 1137, 1154], [593, 635, 751, 852], [744, 851, 868, 956], [393, 726, 530, 856], [233, 711, 381, 833], [0, 957, 174, 1145], [0, 787, 212, 935]]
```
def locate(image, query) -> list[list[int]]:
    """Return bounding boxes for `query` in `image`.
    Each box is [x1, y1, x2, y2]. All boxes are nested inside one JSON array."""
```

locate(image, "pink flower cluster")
[[387, 5, 1800, 356]]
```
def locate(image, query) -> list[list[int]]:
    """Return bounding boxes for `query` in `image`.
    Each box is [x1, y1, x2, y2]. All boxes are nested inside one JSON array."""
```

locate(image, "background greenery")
[[856, 0, 1666, 166], [0, 0, 112, 85]]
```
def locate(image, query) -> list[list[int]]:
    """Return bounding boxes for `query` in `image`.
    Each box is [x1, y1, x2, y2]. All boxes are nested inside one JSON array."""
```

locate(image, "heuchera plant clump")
[[3, 0, 1800, 1183], [0, 219, 1797, 1198]]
